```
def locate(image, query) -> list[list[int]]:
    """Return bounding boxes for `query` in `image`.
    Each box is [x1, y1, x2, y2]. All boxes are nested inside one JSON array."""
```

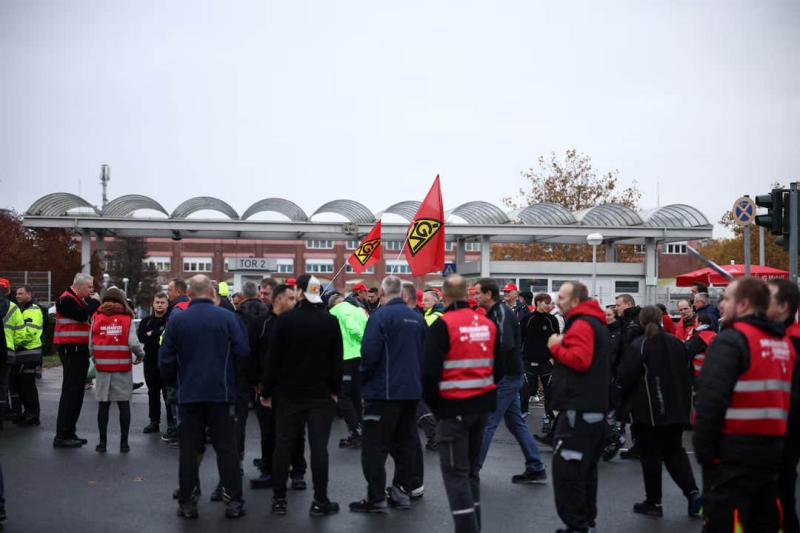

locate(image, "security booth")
[[226, 257, 278, 291]]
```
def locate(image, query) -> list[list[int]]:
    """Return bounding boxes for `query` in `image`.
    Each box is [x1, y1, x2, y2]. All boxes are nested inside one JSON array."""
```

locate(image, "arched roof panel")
[[449, 201, 510, 224], [576, 204, 642, 226], [378, 201, 421, 222], [516, 203, 577, 225], [311, 199, 375, 224], [242, 198, 308, 221], [641, 204, 710, 228], [102, 195, 168, 217], [26, 193, 99, 216], [171, 197, 239, 219]]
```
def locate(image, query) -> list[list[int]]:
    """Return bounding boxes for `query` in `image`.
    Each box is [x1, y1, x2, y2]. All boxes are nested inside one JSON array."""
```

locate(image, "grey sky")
[[2, 1, 798, 235]]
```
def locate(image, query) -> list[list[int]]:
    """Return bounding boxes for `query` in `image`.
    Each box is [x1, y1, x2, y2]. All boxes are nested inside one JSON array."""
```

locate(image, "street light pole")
[[586, 233, 604, 299]]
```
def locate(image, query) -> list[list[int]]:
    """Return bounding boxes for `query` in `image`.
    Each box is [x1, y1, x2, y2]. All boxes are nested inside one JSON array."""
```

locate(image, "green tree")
[[105, 237, 159, 309]]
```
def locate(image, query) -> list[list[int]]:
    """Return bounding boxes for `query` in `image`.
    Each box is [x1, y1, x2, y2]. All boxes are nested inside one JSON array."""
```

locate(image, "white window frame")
[[277, 258, 294, 274], [306, 239, 334, 250], [663, 243, 688, 255], [144, 256, 171, 272], [385, 260, 411, 274], [384, 240, 404, 251], [463, 242, 481, 252], [183, 256, 213, 273], [305, 259, 334, 274], [345, 240, 359, 250]]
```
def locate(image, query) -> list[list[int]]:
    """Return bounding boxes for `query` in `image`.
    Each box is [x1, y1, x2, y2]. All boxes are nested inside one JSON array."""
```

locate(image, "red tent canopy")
[[675, 264, 789, 287]]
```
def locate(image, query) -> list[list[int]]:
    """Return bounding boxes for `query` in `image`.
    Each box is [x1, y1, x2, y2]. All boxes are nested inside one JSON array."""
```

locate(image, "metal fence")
[[3, 271, 52, 303]]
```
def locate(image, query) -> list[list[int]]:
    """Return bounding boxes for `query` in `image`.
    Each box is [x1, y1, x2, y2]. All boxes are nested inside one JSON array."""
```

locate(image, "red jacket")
[[662, 312, 676, 335], [550, 299, 607, 372]]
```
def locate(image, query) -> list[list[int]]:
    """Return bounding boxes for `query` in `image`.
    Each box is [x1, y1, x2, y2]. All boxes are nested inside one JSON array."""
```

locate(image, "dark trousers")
[[235, 390, 251, 459], [632, 423, 697, 503], [143, 360, 174, 425], [340, 358, 362, 433], [779, 445, 800, 533], [702, 465, 781, 533], [417, 401, 437, 440], [552, 410, 606, 530], [520, 361, 553, 419], [254, 402, 307, 476], [55, 344, 90, 439], [361, 400, 418, 502], [436, 414, 488, 533], [273, 397, 335, 501], [9, 363, 40, 418], [178, 403, 242, 503]]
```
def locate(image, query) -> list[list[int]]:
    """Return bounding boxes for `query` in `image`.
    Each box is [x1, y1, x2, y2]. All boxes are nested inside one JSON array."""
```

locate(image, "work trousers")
[[779, 444, 800, 533], [177, 402, 242, 504], [235, 390, 252, 459], [9, 362, 40, 418], [143, 359, 173, 425], [552, 410, 606, 531], [272, 397, 335, 502], [479, 375, 544, 472], [702, 465, 781, 533], [340, 358, 362, 433], [361, 400, 418, 502], [632, 423, 697, 503], [253, 401, 307, 477], [437, 414, 488, 533], [520, 361, 553, 419], [417, 401, 437, 440], [55, 344, 90, 439]]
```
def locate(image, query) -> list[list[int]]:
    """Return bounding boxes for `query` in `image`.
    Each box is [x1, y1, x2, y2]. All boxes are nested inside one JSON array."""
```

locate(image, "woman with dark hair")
[[616, 305, 701, 518], [89, 287, 144, 453]]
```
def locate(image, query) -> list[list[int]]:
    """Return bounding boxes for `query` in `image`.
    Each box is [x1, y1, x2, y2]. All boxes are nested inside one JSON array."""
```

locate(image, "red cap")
[[286, 278, 297, 287], [432, 287, 443, 299], [353, 282, 368, 292], [416, 289, 423, 308], [502, 282, 518, 293], [0, 278, 8, 290], [468, 286, 477, 296]]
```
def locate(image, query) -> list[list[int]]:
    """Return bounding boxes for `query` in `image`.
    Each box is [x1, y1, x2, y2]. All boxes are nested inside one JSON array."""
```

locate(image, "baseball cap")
[[297, 275, 322, 304], [286, 277, 297, 287], [0, 278, 9, 290], [352, 282, 368, 292], [502, 282, 519, 293]]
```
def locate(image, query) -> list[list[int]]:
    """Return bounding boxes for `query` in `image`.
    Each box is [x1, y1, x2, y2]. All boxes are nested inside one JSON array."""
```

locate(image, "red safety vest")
[[54, 291, 91, 345], [91, 313, 133, 372], [722, 321, 796, 436], [676, 317, 697, 342], [691, 329, 717, 377], [787, 322, 800, 340], [438, 308, 497, 400]]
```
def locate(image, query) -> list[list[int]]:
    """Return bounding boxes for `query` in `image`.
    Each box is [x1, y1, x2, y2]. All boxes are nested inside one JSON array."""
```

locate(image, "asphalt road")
[[0, 366, 714, 532]]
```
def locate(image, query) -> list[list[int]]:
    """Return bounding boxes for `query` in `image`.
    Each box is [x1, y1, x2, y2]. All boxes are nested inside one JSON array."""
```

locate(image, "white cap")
[[304, 276, 323, 304]]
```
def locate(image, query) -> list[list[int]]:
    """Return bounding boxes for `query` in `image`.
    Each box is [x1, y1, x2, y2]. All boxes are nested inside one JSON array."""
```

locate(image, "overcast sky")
[[1, 1, 798, 235]]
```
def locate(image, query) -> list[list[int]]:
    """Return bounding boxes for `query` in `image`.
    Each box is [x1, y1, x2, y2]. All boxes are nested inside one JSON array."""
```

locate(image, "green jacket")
[[20, 303, 44, 349], [3, 300, 29, 362], [330, 301, 368, 361], [423, 307, 443, 326]]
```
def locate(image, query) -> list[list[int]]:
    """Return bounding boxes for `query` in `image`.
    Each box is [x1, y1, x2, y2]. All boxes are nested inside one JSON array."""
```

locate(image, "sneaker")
[[310, 499, 340, 516], [290, 477, 307, 491], [272, 497, 288, 515], [210, 484, 224, 502], [177, 501, 198, 519], [95, 442, 107, 453], [687, 493, 702, 518], [601, 431, 626, 462], [511, 468, 547, 484], [173, 486, 201, 500], [161, 429, 177, 443], [143, 422, 160, 434], [409, 485, 424, 499], [339, 432, 362, 449], [166, 438, 180, 449], [633, 500, 663, 517], [225, 501, 246, 519], [425, 436, 438, 451], [533, 433, 553, 446], [386, 486, 410, 509], [250, 472, 273, 489], [349, 499, 387, 514], [521, 411, 530, 419], [133, 382, 144, 390]]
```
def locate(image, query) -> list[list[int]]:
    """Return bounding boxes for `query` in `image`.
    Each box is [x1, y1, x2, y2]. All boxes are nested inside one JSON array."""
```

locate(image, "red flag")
[[404, 175, 445, 276], [348, 220, 382, 274]]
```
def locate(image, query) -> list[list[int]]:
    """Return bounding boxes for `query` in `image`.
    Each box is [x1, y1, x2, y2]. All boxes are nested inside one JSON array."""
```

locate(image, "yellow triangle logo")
[[354, 238, 380, 266], [407, 218, 442, 256]]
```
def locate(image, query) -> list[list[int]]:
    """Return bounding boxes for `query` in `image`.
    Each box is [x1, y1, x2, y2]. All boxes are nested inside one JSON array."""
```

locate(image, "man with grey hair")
[[693, 291, 720, 332], [53, 273, 101, 448], [350, 276, 427, 513]]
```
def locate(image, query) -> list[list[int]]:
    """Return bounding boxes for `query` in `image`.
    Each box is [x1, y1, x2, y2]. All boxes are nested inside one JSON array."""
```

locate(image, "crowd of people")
[[1, 270, 799, 532]]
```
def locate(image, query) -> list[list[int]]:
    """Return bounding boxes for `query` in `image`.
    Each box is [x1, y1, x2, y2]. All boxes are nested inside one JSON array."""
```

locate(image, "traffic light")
[[755, 189, 783, 235]]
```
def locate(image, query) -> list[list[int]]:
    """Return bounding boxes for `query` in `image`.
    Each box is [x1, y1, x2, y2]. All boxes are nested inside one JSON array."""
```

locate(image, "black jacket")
[[616, 330, 692, 427], [693, 315, 798, 468], [264, 300, 343, 401], [422, 301, 499, 419], [56, 287, 100, 324], [487, 301, 523, 377], [607, 320, 623, 371], [137, 313, 167, 362], [522, 311, 559, 364], [236, 298, 271, 390]]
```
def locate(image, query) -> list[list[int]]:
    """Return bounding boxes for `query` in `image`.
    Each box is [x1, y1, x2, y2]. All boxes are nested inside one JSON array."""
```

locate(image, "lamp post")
[[123, 277, 129, 296], [586, 233, 604, 299]]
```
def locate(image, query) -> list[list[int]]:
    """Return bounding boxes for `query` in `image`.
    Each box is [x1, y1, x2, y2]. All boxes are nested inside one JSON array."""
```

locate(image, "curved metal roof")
[[102, 195, 168, 217], [640, 204, 710, 228], [26, 193, 99, 216], [171, 197, 239, 219], [378, 200, 421, 222], [515, 203, 577, 225], [575, 203, 643, 226], [311, 199, 376, 224], [449, 201, 510, 224], [241, 198, 308, 221]]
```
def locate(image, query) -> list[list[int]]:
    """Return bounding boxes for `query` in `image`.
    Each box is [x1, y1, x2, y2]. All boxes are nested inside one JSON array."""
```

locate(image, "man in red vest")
[[53, 273, 100, 448], [422, 274, 498, 533], [767, 278, 800, 533], [694, 278, 797, 533]]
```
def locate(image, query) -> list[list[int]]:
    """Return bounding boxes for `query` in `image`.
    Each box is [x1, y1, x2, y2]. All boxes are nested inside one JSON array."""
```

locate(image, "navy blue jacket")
[[360, 297, 427, 401], [159, 299, 250, 404]]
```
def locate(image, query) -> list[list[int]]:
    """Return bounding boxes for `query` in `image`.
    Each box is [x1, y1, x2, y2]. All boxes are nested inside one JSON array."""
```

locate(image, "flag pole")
[[324, 262, 349, 292]]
